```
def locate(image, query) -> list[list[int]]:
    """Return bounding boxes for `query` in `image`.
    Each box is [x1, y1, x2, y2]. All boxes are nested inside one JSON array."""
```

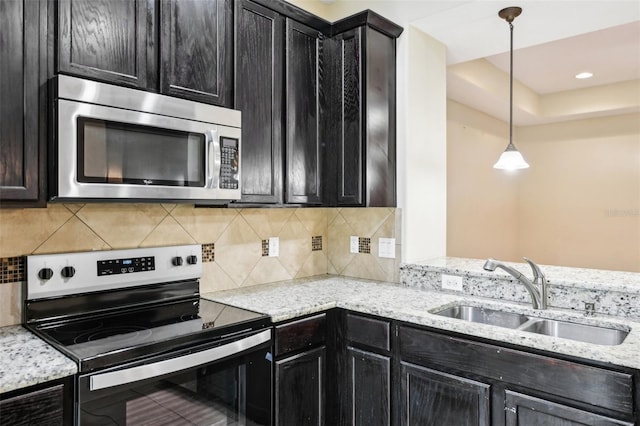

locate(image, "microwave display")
[[78, 117, 205, 187]]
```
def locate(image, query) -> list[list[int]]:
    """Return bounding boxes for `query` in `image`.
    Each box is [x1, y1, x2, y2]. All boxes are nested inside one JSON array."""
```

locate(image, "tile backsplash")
[[0, 204, 401, 326]]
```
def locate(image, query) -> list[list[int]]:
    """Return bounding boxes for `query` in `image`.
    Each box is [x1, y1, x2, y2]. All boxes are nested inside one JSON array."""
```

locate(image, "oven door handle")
[[89, 329, 271, 391]]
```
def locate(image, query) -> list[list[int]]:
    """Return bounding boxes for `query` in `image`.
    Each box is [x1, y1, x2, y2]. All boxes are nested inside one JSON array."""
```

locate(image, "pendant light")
[[494, 6, 529, 170]]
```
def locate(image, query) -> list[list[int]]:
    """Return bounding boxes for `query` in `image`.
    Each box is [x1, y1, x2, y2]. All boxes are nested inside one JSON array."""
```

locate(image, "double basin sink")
[[434, 305, 629, 346]]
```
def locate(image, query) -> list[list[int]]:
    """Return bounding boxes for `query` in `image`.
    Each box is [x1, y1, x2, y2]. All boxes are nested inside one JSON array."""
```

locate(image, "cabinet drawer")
[[275, 313, 326, 356], [346, 313, 390, 351], [399, 326, 634, 416]]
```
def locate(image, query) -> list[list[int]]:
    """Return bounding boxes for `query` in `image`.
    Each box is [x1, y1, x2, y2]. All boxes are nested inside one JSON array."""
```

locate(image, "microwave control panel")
[[220, 137, 239, 189]]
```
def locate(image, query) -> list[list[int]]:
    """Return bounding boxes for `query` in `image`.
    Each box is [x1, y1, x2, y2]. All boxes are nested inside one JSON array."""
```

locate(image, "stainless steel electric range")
[[24, 245, 272, 426]]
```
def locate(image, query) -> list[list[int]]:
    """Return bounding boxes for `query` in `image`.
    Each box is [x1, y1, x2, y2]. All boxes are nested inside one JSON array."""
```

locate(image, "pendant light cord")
[[508, 20, 514, 148]]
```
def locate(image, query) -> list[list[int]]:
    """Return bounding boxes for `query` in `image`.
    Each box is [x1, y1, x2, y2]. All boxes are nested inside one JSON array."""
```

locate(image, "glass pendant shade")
[[493, 143, 529, 170]]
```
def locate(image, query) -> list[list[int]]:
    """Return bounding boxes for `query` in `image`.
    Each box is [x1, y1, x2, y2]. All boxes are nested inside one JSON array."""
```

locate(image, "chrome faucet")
[[483, 258, 548, 309]]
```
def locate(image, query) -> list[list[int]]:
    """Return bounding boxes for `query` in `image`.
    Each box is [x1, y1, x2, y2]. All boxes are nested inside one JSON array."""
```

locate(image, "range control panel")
[[27, 245, 201, 300], [98, 256, 155, 276]]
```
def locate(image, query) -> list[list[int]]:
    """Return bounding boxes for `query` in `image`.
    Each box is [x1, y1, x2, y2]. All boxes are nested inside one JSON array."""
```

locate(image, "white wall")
[[399, 27, 448, 262]]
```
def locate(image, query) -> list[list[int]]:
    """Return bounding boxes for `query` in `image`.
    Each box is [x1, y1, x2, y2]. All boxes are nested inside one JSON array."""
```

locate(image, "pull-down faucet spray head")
[[483, 258, 548, 310]]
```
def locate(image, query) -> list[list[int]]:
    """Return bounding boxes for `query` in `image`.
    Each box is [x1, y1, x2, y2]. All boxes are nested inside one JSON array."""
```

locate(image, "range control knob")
[[186, 255, 198, 265], [172, 256, 184, 266], [38, 268, 54, 280], [61, 266, 76, 278]]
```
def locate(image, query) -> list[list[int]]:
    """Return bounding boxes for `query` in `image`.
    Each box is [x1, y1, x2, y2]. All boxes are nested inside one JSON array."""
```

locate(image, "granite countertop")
[[0, 325, 77, 394], [203, 275, 640, 370]]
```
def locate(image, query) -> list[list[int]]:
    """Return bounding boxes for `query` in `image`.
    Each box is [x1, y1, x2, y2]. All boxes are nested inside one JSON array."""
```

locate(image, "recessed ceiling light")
[[575, 72, 593, 79]]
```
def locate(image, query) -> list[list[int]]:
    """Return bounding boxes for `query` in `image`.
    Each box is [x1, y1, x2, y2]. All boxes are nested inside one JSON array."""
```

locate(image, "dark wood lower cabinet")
[[346, 347, 391, 426], [400, 362, 490, 426], [0, 377, 73, 426], [275, 346, 325, 426], [274, 313, 327, 425], [273, 310, 638, 426], [504, 391, 633, 426], [0, 384, 63, 426]]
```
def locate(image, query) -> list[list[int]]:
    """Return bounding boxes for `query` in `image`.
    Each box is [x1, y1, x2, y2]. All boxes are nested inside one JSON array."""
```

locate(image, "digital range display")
[[97, 256, 155, 276]]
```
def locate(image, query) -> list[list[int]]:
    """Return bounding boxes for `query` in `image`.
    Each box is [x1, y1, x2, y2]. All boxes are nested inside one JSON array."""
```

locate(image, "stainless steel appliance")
[[50, 75, 242, 204], [25, 245, 271, 425]]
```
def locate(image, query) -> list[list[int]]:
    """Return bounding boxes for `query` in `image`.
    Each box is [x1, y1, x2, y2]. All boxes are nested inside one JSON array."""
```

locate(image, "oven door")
[[54, 98, 241, 203], [77, 329, 271, 426]]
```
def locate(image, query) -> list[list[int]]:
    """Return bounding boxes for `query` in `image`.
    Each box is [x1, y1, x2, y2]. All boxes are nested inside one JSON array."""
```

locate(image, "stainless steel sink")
[[434, 305, 529, 329], [518, 318, 628, 346], [433, 304, 630, 346]]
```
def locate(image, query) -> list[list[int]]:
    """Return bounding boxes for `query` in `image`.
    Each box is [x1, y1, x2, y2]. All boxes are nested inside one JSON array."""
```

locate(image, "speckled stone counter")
[[401, 257, 640, 319], [203, 275, 640, 370], [0, 326, 77, 394]]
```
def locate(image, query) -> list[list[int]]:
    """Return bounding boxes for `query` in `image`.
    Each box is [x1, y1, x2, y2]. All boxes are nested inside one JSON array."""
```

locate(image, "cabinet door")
[[505, 390, 633, 426], [0, 0, 46, 205], [327, 27, 363, 206], [400, 361, 490, 426], [234, 0, 284, 203], [326, 25, 397, 207], [275, 346, 325, 426], [363, 28, 397, 207], [285, 19, 324, 204], [58, 0, 153, 88], [346, 347, 390, 426], [0, 384, 64, 426], [160, 0, 232, 106]]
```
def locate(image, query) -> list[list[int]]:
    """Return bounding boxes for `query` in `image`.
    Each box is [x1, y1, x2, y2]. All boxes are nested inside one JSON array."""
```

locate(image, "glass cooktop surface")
[[33, 299, 269, 370]]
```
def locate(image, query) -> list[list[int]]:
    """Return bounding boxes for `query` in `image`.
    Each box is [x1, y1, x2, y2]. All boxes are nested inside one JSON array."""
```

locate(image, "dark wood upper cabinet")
[[325, 12, 402, 207], [234, 2, 326, 205], [58, 0, 233, 106], [57, 0, 153, 89], [285, 19, 324, 205], [0, 0, 47, 206], [160, 0, 233, 106], [234, 0, 284, 203]]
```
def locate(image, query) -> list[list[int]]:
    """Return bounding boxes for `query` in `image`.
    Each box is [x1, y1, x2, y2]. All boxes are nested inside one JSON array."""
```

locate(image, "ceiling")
[[310, 0, 640, 126]]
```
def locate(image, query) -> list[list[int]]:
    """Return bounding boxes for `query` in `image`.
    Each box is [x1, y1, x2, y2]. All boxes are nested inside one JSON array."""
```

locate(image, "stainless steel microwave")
[[50, 75, 241, 204]]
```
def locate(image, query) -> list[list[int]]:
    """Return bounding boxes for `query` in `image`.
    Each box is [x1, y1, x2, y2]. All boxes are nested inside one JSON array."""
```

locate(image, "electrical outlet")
[[378, 238, 396, 258], [350, 236, 359, 254], [268, 237, 279, 257], [441, 274, 463, 291]]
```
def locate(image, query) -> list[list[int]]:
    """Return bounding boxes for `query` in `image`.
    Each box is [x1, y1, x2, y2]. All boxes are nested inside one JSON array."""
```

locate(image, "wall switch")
[[441, 274, 463, 291], [268, 237, 279, 257], [378, 238, 396, 258], [350, 236, 359, 254]]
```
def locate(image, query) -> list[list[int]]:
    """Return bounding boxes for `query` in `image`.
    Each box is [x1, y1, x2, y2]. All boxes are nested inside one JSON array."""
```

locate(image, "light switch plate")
[[268, 237, 279, 257], [441, 274, 463, 291], [350, 236, 359, 254], [378, 238, 396, 258]]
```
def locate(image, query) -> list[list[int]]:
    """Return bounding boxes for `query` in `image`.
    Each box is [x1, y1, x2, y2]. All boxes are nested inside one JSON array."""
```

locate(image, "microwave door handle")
[[89, 329, 271, 391], [205, 128, 221, 189]]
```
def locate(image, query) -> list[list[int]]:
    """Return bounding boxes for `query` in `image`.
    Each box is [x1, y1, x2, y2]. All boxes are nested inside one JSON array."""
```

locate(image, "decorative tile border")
[[201, 243, 215, 263], [0, 256, 25, 284], [358, 237, 371, 254], [312, 236, 322, 251]]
